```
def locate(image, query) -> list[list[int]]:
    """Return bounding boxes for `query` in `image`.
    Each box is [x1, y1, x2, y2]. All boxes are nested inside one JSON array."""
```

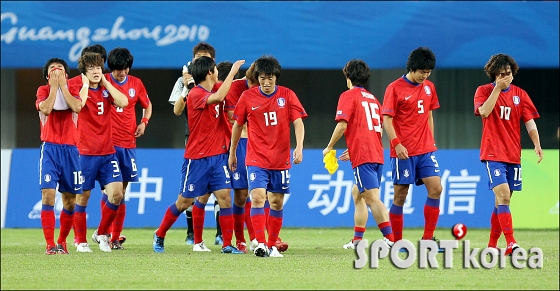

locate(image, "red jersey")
[[225, 79, 249, 112], [105, 73, 151, 148], [35, 84, 81, 145], [381, 76, 440, 157], [335, 87, 383, 167], [185, 84, 231, 159], [474, 83, 539, 164], [77, 86, 116, 155], [233, 85, 308, 170]]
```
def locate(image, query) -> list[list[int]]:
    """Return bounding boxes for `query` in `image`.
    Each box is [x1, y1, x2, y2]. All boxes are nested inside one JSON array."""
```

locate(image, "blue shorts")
[[180, 153, 231, 198], [115, 146, 139, 183], [80, 154, 122, 191], [38, 142, 82, 194], [247, 166, 290, 194], [483, 161, 522, 191], [391, 152, 441, 186], [231, 138, 248, 189], [354, 163, 383, 193]]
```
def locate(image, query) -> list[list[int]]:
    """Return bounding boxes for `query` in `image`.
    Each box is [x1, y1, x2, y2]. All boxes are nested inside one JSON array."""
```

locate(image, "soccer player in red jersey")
[[229, 55, 307, 258], [36, 58, 83, 254], [171, 42, 224, 247], [323, 59, 395, 249], [381, 47, 444, 251], [474, 53, 542, 255], [101, 47, 152, 249], [152, 57, 245, 254], [74, 52, 129, 253]]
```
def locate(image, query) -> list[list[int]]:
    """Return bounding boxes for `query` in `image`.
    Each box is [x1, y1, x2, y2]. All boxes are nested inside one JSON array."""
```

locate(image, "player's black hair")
[[78, 52, 105, 75], [193, 42, 216, 59], [81, 44, 107, 63], [217, 61, 237, 82], [190, 56, 216, 85], [253, 55, 281, 81], [483, 53, 519, 82], [343, 59, 370, 87], [108, 47, 134, 71], [42, 58, 69, 81], [406, 47, 436, 72]]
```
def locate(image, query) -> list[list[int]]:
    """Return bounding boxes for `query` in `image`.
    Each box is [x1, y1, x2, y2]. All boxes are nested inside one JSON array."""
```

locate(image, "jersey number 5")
[[361, 101, 381, 132]]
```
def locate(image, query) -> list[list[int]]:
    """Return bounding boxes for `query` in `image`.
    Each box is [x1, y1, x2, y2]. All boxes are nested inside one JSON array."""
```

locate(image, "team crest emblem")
[[513, 95, 520, 105], [277, 98, 286, 107], [188, 184, 195, 191], [102, 90, 109, 98], [403, 169, 410, 178], [233, 172, 240, 180], [493, 169, 501, 176], [250, 173, 256, 181], [424, 86, 432, 95], [128, 88, 136, 98], [44, 174, 52, 183]]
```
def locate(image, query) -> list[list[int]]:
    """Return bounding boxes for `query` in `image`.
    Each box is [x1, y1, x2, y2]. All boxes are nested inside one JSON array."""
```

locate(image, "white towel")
[[53, 87, 69, 110]]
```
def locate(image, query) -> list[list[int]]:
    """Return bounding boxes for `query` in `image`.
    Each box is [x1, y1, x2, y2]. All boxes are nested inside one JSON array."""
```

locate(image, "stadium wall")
[[1, 148, 557, 229]]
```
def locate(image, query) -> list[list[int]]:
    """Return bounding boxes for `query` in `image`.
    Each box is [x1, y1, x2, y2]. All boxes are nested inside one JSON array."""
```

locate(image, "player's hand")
[[228, 154, 237, 172], [135, 123, 146, 137], [231, 60, 246, 74], [55, 70, 67, 87], [182, 72, 193, 87], [81, 74, 90, 88], [338, 149, 350, 162], [48, 69, 59, 88], [395, 144, 409, 160], [495, 74, 513, 91], [293, 147, 303, 164], [100, 74, 109, 87], [322, 146, 332, 157], [535, 145, 543, 164]]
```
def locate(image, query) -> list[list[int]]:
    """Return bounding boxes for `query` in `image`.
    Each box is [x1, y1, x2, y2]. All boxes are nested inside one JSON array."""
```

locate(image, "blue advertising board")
[[1, 1, 558, 69], [4, 148, 495, 229]]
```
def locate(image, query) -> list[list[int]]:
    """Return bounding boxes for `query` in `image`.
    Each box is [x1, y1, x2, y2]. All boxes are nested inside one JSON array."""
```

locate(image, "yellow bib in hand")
[[323, 150, 339, 175]]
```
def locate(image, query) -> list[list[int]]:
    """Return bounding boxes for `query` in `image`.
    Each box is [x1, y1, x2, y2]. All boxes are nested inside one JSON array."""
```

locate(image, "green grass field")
[[1, 228, 558, 290]]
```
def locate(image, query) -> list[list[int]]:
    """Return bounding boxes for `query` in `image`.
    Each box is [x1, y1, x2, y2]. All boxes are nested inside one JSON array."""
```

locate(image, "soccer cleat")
[[275, 237, 289, 252], [249, 238, 258, 251], [76, 242, 93, 253], [185, 233, 194, 245], [110, 239, 124, 250], [153, 231, 165, 253], [343, 240, 356, 250], [383, 237, 395, 248], [56, 242, 70, 254], [269, 246, 284, 258], [254, 243, 269, 257], [73, 237, 79, 247], [97, 234, 112, 252], [422, 236, 445, 253], [221, 245, 245, 254], [91, 229, 100, 244], [236, 242, 248, 254], [118, 235, 126, 245], [45, 245, 57, 255], [214, 235, 223, 245], [193, 241, 211, 252], [505, 242, 520, 256]]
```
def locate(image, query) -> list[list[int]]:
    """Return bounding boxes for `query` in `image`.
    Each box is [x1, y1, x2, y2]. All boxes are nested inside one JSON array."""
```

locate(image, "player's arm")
[[135, 101, 153, 137], [383, 115, 408, 160], [292, 118, 305, 164], [428, 111, 435, 141], [228, 120, 243, 172], [38, 78, 58, 115], [478, 74, 512, 118], [174, 90, 188, 116], [101, 74, 128, 108], [323, 121, 346, 156], [57, 72, 82, 113], [525, 119, 543, 164], [79, 74, 89, 107], [207, 60, 245, 104]]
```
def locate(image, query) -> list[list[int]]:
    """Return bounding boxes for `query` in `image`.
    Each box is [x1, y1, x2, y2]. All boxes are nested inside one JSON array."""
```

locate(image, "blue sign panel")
[[5, 148, 495, 229], [1, 1, 558, 69]]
